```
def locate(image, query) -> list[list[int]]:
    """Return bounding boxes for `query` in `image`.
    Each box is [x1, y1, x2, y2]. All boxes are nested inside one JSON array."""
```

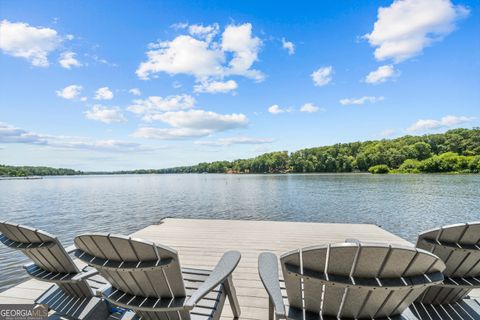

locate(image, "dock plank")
[[2, 218, 479, 319]]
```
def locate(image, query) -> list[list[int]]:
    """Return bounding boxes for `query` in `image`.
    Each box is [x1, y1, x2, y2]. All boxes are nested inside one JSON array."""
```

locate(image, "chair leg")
[[224, 275, 241, 318]]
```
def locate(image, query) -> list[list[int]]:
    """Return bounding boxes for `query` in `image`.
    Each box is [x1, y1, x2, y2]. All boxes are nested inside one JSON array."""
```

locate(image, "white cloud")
[[56, 84, 83, 100], [152, 110, 248, 129], [221, 23, 263, 81], [59, 51, 81, 69], [136, 23, 263, 83], [137, 35, 224, 80], [300, 103, 320, 113], [195, 136, 273, 146], [132, 127, 213, 140], [0, 122, 148, 152], [406, 115, 475, 132], [85, 105, 127, 124], [268, 104, 291, 114], [365, 0, 469, 63], [94, 87, 114, 100], [171, 22, 188, 30], [364, 65, 397, 84], [127, 94, 195, 120], [0, 20, 63, 67], [282, 38, 295, 55], [193, 79, 238, 94], [311, 66, 333, 87], [188, 23, 219, 42], [340, 96, 385, 105], [129, 88, 141, 96], [132, 110, 248, 140]]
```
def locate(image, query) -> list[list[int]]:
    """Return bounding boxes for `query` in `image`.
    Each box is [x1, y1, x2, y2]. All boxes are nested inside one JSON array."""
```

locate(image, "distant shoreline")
[[2, 128, 479, 176], [0, 176, 43, 180], [2, 172, 479, 180]]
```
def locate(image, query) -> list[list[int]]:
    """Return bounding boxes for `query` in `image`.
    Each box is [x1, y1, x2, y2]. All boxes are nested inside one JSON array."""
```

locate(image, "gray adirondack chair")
[[0, 221, 110, 320], [73, 233, 241, 320], [416, 222, 480, 304], [258, 242, 446, 319]]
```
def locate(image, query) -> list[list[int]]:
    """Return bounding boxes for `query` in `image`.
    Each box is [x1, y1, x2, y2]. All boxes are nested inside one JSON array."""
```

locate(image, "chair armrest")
[[71, 268, 99, 281], [185, 250, 241, 309], [95, 283, 112, 297], [23, 261, 35, 270], [258, 252, 286, 319], [64, 244, 77, 254]]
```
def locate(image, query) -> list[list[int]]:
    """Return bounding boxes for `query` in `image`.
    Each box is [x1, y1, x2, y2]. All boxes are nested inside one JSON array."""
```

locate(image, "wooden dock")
[[1, 218, 479, 319]]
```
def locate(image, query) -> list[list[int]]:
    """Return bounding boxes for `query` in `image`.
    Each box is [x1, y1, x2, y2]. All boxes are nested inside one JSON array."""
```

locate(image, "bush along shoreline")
[[1, 128, 479, 176]]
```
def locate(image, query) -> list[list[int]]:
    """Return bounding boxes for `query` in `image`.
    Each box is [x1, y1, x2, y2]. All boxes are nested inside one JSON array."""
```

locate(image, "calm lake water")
[[0, 173, 479, 292]]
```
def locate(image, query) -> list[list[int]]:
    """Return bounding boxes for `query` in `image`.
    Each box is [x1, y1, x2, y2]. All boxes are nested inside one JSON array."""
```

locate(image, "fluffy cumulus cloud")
[[0, 20, 64, 67], [58, 51, 82, 69], [188, 23, 219, 42], [365, 0, 469, 63], [0, 122, 148, 152], [282, 38, 295, 55], [268, 104, 292, 114], [300, 103, 320, 113], [127, 94, 196, 120], [193, 80, 238, 94], [136, 23, 263, 91], [94, 87, 114, 100], [128, 93, 248, 139], [132, 110, 248, 140], [221, 23, 263, 80], [85, 105, 127, 124], [364, 65, 397, 84], [406, 115, 475, 132], [311, 66, 333, 87], [195, 136, 273, 147], [340, 96, 385, 105], [56, 84, 83, 100], [129, 88, 141, 96]]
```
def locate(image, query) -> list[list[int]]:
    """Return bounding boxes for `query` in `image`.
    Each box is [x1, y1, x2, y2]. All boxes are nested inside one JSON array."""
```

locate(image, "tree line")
[[0, 165, 81, 177], [156, 128, 480, 174]]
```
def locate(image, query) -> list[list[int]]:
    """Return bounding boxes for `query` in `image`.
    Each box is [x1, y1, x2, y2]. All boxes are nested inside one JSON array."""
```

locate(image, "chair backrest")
[[280, 242, 445, 319], [416, 222, 480, 304], [0, 221, 92, 297], [74, 233, 186, 300]]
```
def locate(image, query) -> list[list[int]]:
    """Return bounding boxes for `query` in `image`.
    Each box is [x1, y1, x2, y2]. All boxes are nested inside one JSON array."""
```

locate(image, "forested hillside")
[[158, 128, 480, 174]]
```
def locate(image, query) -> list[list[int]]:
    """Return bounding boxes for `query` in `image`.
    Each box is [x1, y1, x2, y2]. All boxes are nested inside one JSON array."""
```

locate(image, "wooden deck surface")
[[1, 218, 479, 319]]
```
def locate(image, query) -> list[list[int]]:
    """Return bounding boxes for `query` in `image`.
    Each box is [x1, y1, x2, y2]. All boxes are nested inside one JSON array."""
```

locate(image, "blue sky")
[[1, 0, 479, 171]]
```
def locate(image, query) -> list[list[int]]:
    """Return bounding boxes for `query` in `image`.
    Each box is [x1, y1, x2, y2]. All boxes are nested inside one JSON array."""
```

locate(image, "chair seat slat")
[[420, 237, 480, 253], [75, 248, 174, 271], [0, 234, 55, 250], [284, 263, 444, 289]]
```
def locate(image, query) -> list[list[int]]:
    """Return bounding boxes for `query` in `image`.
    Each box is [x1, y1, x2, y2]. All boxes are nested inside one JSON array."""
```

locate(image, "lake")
[[0, 173, 479, 292]]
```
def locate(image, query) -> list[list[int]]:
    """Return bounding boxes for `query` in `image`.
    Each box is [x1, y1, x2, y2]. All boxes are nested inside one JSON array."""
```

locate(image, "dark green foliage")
[[155, 128, 480, 174], [368, 165, 390, 174], [414, 152, 475, 173], [0, 165, 81, 177], [398, 159, 421, 173]]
